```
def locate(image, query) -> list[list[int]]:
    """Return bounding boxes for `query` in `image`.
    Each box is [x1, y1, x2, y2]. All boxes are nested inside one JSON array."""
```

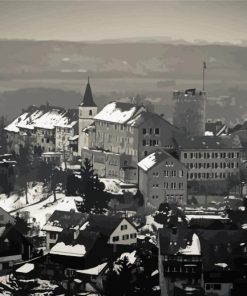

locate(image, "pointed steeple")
[[79, 77, 97, 107]]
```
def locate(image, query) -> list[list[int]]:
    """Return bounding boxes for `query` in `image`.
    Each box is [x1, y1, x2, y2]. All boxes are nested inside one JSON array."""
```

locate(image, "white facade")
[[78, 106, 97, 154], [109, 218, 138, 245]]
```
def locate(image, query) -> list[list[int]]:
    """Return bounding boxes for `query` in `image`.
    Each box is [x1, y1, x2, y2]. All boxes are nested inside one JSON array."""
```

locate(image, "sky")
[[0, 0, 247, 44]]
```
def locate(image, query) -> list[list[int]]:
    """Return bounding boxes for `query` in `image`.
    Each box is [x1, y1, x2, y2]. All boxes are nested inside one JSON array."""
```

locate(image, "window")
[[113, 236, 119, 242], [184, 153, 187, 159], [144, 151, 148, 157], [50, 232, 57, 240], [121, 225, 127, 230], [155, 128, 160, 135], [149, 128, 153, 134], [142, 140, 146, 146], [164, 170, 169, 177], [122, 234, 129, 240], [130, 233, 137, 239], [89, 110, 92, 116], [143, 128, 147, 135]]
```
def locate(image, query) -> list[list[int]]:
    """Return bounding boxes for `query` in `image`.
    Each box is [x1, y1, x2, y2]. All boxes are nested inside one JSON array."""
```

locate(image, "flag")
[[203, 61, 207, 69]]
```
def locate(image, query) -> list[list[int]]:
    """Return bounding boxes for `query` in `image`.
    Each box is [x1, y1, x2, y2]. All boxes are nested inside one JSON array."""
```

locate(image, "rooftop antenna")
[[203, 61, 207, 91]]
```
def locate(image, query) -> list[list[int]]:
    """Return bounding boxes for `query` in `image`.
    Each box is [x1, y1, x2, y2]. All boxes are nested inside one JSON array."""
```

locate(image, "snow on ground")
[[15, 194, 79, 229], [100, 178, 137, 195], [0, 183, 45, 212]]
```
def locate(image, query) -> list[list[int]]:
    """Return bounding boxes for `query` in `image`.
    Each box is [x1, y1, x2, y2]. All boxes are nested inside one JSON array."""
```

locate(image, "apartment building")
[[138, 149, 187, 208]]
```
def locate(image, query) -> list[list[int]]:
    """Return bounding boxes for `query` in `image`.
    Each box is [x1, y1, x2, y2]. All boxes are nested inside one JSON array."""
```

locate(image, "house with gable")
[[84, 214, 138, 247], [42, 209, 87, 250], [138, 149, 188, 208]]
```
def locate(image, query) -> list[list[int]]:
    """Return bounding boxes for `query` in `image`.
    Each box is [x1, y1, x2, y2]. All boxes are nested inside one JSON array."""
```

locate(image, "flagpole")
[[203, 62, 206, 91]]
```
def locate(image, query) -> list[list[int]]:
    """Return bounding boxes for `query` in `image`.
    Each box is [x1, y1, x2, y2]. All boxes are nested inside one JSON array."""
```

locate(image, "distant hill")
[[0, 40, 247, 124]]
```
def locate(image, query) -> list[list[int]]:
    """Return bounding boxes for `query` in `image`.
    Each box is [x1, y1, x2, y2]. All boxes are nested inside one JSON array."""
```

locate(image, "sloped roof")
[[127, 110, 174, 128], [50, 229, 100, 257], [158, 227, 200, 256], [138, 149, 186, 172], [94, 102, 144, 124], [42, 210, 87, 232], [177, 135, 242, 150], [4, 105, 77, 132], [79, 80, 97, 107], [85, 215, 124, 236]]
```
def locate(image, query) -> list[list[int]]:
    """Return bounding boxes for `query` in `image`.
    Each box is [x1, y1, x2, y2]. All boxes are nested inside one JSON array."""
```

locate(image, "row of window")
[[56, 127, 72, 133], [164, 170, 184, 177], [97, 121, 134, 133], [143, 128, 160, 135], [189, 172, 234, 180], [188, 162, 239, 169], [153, 182, 184, 189], [142, 139, 160, 146], [152, 195, 184, 202], [163, 266, 197, 274], [183, 152, 240, 159], [112, 233, 137, 241]]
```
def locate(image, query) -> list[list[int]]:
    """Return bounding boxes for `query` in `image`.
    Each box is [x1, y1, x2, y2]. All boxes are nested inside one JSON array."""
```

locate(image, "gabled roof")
[[138, 149, 186, 172], [4, 105, 77, 132], [42, 210, 87, 232], [85, 215, 130, 237], [50, 229, 100, 257], [79, 79, 97, 107], [158, 227, 201, 256], [94, 102, 145, 124]]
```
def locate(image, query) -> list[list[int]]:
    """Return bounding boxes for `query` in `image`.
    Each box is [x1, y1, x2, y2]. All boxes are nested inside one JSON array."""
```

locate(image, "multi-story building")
[[55, 109, 78, 152], [138, 149, 187, 208], [173, 88, 206, 136], [158, 227, 203, 296], [81, 101, 181, 184], [177, 135, 242, 193], [4, 105, 78, 155]]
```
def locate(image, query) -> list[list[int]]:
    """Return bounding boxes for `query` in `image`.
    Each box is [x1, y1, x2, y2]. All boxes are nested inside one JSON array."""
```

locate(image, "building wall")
[[139, 157, 187, 208], [109, 219, 137, 245], [180, 149, 240, 181], [0, 208, 15, 225], [36, 128, 56, 152], [56, 126, 75, 152], [46, 231, 59, 250], [78, 106, 98, 156], [173, 90, 206, 136], [137, 116, 180, 161], [204, 283, 232, 296]]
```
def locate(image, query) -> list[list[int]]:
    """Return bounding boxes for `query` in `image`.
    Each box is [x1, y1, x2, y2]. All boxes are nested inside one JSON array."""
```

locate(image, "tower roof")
[[79, 78, 97, 107]]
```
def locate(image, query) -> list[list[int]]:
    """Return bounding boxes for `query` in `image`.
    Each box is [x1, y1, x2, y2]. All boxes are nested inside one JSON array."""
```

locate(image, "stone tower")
[[173, 88, 206, 136], [78, 78, 98, 155]]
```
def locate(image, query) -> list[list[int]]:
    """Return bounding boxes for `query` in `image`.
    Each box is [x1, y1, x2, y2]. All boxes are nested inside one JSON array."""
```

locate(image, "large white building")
[[4, 105, 78, 155]]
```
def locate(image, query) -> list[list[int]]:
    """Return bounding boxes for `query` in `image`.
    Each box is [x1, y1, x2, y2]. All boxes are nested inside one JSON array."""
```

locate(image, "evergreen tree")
[[77, 158, 109, 214], [14, 214, 29, 236], [17, 141, 32, 204]]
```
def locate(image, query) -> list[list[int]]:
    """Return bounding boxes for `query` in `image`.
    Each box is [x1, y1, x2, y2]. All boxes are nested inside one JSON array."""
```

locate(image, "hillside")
[[0, 40, 247, 124]]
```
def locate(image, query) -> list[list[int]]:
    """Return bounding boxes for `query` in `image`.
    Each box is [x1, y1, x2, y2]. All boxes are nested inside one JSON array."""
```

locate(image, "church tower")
[[78, 78, 98, 155]]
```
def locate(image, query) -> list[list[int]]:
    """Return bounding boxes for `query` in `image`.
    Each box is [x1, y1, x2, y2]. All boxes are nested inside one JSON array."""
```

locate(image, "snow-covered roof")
[[186, 214, 229, 221], [76, 262, 107, 275], [178, 234, 201, 256], [50, 242, 86, 257], [138, 150, 184, 172], [16, 263, 34, 274], [94, 102, 144, 124], [5, 106, 77, 133]]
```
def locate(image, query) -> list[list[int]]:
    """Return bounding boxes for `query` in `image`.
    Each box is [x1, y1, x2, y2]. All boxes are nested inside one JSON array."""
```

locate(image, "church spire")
[[79, 77, 97, 107]]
